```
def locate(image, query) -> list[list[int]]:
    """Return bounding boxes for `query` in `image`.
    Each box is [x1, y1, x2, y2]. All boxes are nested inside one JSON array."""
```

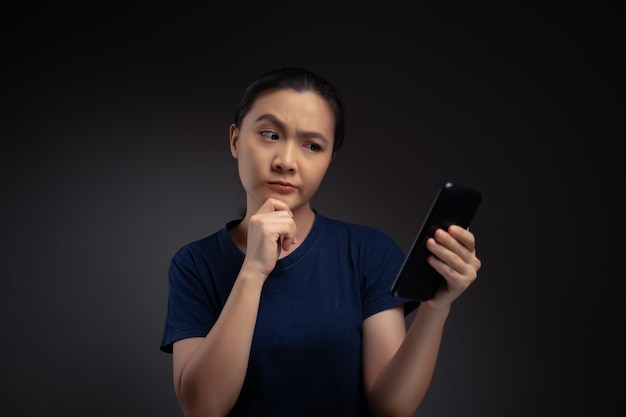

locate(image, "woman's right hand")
[[241, 198, 297, 280]]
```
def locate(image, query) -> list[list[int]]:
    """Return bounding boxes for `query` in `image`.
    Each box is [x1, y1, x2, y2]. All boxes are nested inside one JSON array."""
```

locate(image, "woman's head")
[[233, 67, 345, 152]]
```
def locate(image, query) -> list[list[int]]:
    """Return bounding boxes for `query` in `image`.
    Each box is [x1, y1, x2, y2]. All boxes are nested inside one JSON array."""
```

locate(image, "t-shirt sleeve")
[[159, 245, 218, 353], [360, 228, 419, 318]]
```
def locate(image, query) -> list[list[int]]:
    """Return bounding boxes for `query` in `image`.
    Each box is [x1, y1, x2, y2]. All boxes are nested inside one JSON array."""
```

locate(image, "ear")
[[229, 124, 239, 158]]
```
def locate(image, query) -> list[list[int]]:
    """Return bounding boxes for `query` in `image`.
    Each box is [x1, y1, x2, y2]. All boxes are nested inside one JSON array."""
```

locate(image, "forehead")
[[244, 88, 335, 134]]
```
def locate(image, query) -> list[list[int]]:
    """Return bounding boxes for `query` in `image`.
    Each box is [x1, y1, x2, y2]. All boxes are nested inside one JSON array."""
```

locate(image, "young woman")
[[160, 67, 481, 417]]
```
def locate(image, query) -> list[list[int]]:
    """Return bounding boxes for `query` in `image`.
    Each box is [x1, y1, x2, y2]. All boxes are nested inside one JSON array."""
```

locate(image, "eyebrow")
[[254, 114, 331, 145]]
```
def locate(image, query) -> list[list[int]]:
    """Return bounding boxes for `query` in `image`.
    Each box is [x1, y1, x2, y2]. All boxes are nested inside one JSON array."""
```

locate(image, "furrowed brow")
[[255, 114, 285, 130]]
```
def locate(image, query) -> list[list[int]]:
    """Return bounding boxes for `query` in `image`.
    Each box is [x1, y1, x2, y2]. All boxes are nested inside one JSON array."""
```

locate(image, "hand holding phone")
[[391, 182, 482, 301]]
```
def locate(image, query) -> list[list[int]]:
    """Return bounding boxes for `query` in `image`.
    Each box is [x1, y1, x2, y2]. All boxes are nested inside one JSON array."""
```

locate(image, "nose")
[[272, 141, 297, 172]]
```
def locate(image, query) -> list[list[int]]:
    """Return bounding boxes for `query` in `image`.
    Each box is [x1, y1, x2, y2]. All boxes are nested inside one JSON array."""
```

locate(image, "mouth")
[[267, 181, 297, 193]]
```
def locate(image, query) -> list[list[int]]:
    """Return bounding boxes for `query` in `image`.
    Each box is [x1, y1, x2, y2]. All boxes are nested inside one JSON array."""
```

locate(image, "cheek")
[[237, 152, 264, 183], [305, 160, 331, 186], [236, 155, 252, 182]]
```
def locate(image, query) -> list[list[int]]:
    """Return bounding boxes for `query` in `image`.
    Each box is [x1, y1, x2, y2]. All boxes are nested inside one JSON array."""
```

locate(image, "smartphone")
[[390, 182, 482, 301]]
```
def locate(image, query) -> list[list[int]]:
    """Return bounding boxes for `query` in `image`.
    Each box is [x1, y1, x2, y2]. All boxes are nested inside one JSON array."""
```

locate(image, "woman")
[[160, 67, 481, 417]]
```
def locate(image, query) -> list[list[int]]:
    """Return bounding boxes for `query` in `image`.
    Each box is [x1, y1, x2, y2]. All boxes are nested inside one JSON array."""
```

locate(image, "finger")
[[427, 233, 469, 275], [281, 217, 298, 250], [429, 228, 481, 275], [282, 236, 294, 251], [263, 199, 296, 248], [448, 225, 476, 251], [257, 197, 293, 216]]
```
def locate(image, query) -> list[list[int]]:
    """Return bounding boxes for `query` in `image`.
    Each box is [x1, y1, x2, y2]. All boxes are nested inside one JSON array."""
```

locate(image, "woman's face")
[[229, 88, 335, 214]]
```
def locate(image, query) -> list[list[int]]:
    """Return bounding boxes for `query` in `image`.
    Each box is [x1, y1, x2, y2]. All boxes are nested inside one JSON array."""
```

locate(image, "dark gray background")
[[2, 2, 622, 416]]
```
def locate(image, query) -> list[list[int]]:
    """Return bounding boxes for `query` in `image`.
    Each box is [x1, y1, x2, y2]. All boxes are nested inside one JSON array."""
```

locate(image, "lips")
[[267, 181, 297, 193]]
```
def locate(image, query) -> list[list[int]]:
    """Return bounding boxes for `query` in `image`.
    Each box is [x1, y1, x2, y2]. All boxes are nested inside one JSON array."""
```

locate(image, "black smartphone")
[[391, 182, 482, 301]]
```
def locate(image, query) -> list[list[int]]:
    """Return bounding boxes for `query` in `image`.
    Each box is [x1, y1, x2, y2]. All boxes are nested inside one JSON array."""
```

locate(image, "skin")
[[171, 88, 481, 417]]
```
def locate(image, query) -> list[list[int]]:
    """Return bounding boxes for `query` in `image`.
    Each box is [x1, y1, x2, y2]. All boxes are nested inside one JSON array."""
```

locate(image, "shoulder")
[[172, 232, 219, 260], [171, 219, 240, 263], [317, 213, 378, 233], [315, 213, 402, 253], [317, 213, 394, 238]]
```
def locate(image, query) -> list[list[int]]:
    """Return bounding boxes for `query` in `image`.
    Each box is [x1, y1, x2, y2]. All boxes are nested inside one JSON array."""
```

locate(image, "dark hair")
[[233, 67, 345, 152]]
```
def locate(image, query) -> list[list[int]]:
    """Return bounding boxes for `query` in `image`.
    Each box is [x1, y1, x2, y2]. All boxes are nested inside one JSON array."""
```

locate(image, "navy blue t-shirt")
[[160, 212, 413, 416]]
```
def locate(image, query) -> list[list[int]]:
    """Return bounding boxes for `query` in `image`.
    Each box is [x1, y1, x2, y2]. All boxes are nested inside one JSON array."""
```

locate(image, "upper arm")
[[172, 337, 204, 403], [362, 305, 407, 393]]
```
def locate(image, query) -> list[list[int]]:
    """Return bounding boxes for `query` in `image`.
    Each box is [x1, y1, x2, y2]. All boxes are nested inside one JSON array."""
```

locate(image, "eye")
[[304, 142, 322, 152], [261, 130, 279, 140]]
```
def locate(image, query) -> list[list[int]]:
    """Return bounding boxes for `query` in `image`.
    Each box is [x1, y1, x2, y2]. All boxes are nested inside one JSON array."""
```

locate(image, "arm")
[[364, 225, 481, 417], [173, 272, 264, 417], [172, 198, 296, 417]]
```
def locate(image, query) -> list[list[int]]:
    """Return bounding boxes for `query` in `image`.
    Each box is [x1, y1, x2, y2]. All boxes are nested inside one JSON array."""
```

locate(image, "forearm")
[[179, 271, 265, 417], [369, 302, 451, 417]]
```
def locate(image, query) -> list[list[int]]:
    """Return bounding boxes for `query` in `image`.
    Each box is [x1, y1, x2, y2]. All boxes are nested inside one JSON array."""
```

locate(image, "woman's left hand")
[[425, 225, 481, 307]]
